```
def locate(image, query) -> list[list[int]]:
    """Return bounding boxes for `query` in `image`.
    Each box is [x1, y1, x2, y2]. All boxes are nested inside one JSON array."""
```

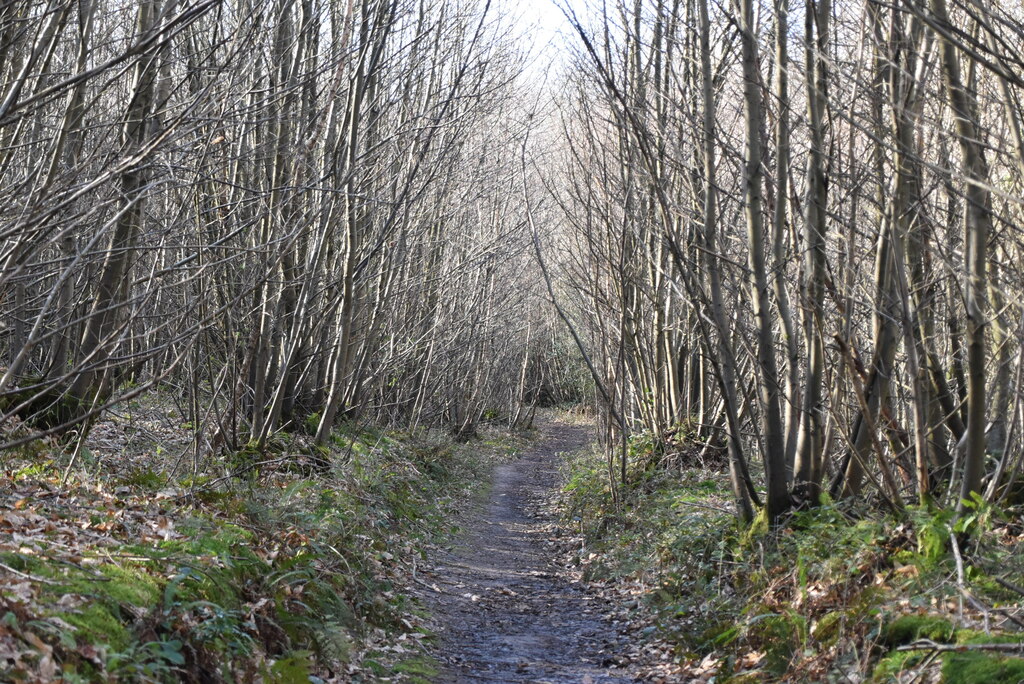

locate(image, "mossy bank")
[[560, 432, 1024, 682]]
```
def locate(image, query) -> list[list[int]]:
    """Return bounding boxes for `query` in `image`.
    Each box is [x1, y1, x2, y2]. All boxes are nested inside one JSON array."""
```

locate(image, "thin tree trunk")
[[793, 0, 830, 504], [929, 0, 993, 509], [739, 0, 788, 521]]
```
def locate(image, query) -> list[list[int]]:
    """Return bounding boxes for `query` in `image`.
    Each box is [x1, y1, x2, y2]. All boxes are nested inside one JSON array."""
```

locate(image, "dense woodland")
[[6, 0, 1024, 680], [0, 0, 588, 456], [549, 0, 1024, 522], [6, 0, 1024, 521]]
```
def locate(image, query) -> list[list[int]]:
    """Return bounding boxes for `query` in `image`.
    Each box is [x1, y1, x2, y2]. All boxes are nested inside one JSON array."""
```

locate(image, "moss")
[[12, 458, 56, 479], [100, 564, 162, 605], [881, 614, 954, 646], [954, 630, 1022, 646], [158, 521, 254, 556], [811, 611, 843, 647], [118, 467, 166, 490], [740, 507, 770, 548], [942, 651, 1024, 684], [50, 563, 161, 608], [63, 603, 131, 652], [392, 655, 439, 683], [0, 551, 51, 577], [4, 421, 497, 680], [874, 627, 1024, 682], [146, 526, 268, 611], [872, 650, 928, 682]]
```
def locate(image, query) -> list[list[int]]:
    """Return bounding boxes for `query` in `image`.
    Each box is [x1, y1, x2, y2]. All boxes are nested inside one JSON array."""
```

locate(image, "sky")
[[508, 0, 574, 38], [499, 0, 584, 74]]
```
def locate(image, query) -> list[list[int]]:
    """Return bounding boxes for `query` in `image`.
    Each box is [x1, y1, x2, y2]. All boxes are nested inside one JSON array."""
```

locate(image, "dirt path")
[[417, 422, 638, 683]]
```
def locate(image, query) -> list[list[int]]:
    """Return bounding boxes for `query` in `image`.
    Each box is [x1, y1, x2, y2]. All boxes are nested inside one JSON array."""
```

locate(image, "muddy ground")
[[415, 422, 641, 683]]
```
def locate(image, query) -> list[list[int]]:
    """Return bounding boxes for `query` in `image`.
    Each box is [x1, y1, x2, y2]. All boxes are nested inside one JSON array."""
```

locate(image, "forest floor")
[[2, 401, 684, 683], [0, 400, 555, 683], [415, 421, 645, 683], [22, 404, 1024, 683]]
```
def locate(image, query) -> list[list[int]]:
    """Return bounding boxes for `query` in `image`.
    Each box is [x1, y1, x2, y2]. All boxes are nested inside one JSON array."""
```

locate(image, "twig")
[[996, 576, 1024, 597], [907, 648, 942, 684], [949, 532, 968, 625], [898, 639, 1024, 653], [0, 560, 59, 585], [409, 574, 443, 591], [46, 555, 111, 581], [673, 499, 733, 515], [990, 606, 1024, 631], [948, 534, 1024, 630]]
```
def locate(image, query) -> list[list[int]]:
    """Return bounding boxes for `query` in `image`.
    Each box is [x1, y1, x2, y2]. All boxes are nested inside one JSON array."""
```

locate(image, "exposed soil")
[[416, 421, 640, 683]]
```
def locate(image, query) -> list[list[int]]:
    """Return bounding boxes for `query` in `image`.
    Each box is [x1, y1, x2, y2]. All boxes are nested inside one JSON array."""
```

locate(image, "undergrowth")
[[0, 420, 525, 682], [562, 430, 1024, 682]]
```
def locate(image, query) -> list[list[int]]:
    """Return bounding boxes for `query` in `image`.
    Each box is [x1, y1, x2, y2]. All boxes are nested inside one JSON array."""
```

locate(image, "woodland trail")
[[417, 422, 639, 683]]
